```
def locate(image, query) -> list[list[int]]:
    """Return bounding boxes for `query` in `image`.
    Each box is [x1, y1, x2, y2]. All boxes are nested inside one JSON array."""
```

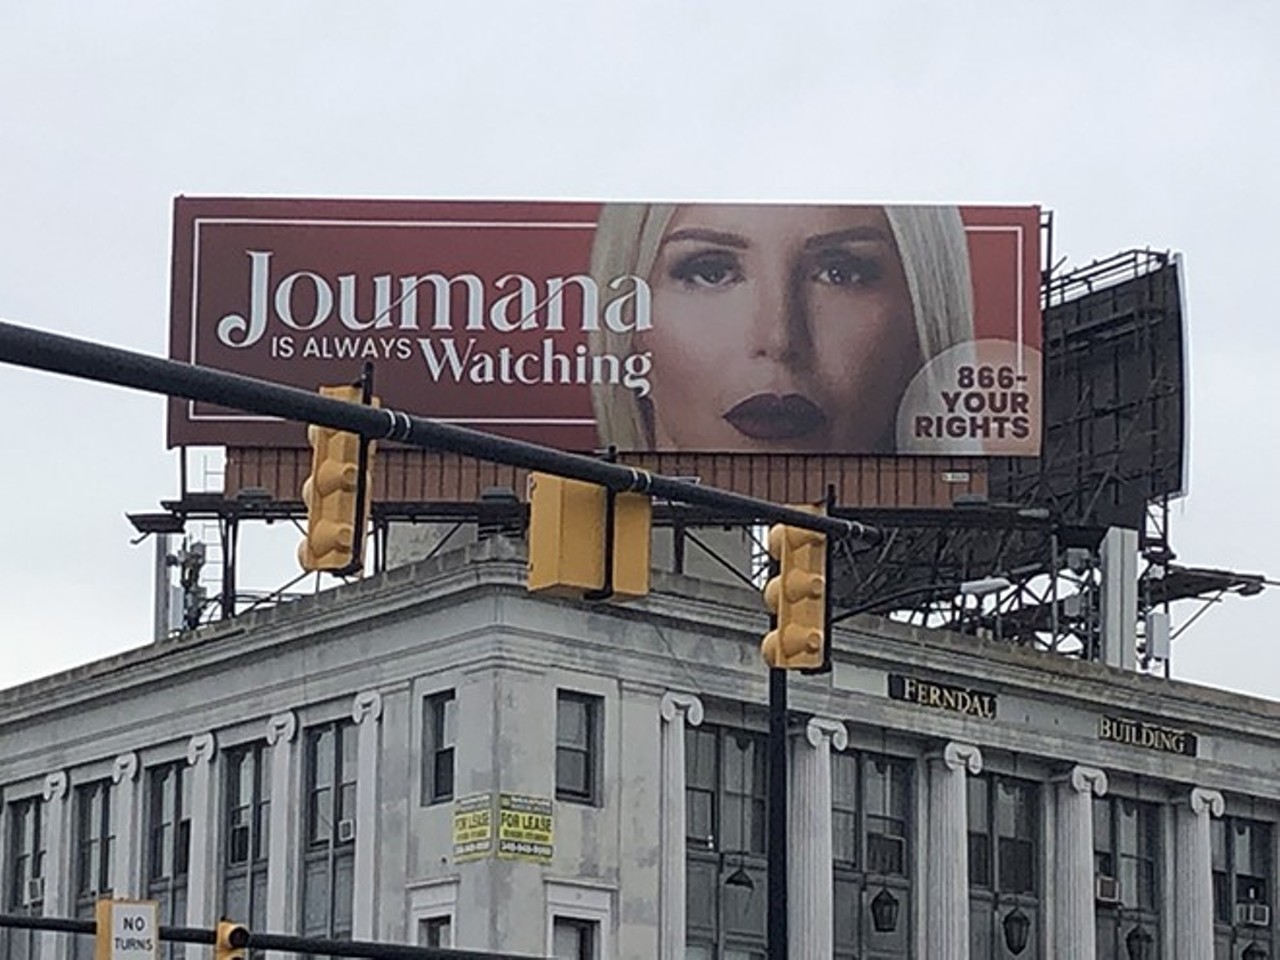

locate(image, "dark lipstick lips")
[[724, 393, 826, 441]]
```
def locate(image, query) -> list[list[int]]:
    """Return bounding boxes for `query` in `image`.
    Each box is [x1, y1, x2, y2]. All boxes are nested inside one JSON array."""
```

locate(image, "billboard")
[[990, 250, 1187, 528], [169, 198, 1041, 456]]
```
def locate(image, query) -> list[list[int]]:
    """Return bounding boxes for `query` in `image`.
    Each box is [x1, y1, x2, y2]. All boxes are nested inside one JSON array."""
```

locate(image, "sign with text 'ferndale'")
[[169, 198, 1041, 458], [888, 673, 998, 720]]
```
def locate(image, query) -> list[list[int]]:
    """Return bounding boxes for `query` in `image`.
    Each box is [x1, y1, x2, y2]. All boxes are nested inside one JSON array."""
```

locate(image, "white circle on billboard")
[[895, 339, 1043, 456]]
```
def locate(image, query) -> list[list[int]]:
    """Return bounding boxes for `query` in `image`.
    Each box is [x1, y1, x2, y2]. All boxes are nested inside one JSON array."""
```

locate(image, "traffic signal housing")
[[215, 920, 249, 960], [761, 519, 828, 670], [526, 472, 651, 600], [298, 384, 377, 575]]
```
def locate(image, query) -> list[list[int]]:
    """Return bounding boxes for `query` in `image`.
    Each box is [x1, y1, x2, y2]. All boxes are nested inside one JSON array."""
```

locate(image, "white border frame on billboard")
[[180, 210, 1037, 439]]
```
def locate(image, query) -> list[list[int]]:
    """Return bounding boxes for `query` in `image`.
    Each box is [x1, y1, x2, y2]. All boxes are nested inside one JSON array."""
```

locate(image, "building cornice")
[[4, 534, 1280, 754]]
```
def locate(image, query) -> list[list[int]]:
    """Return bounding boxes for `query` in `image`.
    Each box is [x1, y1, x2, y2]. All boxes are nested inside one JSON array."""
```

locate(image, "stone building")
[[1, 535, 1277, 960]]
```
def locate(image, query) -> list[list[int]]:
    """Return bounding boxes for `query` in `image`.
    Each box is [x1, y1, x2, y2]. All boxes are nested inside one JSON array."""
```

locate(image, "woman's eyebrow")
[[804, 226, 890, 248], [662, 227, 749, 248]]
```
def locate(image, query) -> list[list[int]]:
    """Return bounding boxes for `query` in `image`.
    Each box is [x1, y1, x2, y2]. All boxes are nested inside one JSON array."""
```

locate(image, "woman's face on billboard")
[[638, 204, 920, 453]]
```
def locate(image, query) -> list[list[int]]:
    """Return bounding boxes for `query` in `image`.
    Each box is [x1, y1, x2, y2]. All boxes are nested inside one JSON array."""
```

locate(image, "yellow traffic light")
[[215, 920, 249, 960], [761, 519, 827, 670], [526, 472, 651, 600], [298, 384, 377, 574]]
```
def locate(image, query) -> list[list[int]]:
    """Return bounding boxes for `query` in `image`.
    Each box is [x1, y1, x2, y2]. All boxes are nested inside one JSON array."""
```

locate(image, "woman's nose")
[[746, 276, 807, 362]]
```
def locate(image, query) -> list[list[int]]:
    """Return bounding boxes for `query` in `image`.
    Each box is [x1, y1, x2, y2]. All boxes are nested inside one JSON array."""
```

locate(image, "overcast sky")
[[2, 2, 1277, 696]]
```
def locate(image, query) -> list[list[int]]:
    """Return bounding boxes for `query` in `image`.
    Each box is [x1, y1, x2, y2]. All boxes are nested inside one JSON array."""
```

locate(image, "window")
[[146, 762, 192, 960], [1094, 796, 1159, 909], [556, 691, 601, 805], [552, 917, 597, 960], [863, 757, 910, 876], [222, 742, 271, 933], [545, 881, 610, 960], [5, 796, 44, 960], [73, 780, 113, 960], [411, 879, 460, 952], [685, 725, 768, 959], [418, 917, 452, 947], [832, 751, 859, 865], [74, 781, 114, 902], [685, 726, 766, 856], [831, 751, 912, 873], [968, 775, 1037, 893], [830, 751, 912, 960], [968, 774, 1040, 960], [968, 776, 991, 888], [721, 732, 766, 855], [1212, 816, 1274, 929], [686, 726, 718, 848], [422, 691, 457, 804], [1094, 796, 1161, 960], [301, 720, 357, 940]]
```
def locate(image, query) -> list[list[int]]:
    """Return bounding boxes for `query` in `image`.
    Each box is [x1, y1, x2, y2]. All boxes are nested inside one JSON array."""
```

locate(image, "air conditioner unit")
[[337, 818, 356, 843], [24, 877, 44, 905], [1095, 875, 1122, 904], [1236, 902, 1271, 927]]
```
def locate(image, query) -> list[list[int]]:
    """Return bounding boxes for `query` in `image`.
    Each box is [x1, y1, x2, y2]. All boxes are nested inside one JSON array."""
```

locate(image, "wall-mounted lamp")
[[1124, 924, 1154, 960], [1002, 905, 1030, 955], [869, 889, 899, 933]]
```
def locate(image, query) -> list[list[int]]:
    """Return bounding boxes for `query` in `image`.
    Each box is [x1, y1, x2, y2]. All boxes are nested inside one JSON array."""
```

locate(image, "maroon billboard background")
[[168, 197, 1041, 455]]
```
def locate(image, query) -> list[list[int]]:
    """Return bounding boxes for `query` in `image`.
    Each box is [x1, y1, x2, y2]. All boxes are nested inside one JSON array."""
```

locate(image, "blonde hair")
[[588, 203, 975, 451]]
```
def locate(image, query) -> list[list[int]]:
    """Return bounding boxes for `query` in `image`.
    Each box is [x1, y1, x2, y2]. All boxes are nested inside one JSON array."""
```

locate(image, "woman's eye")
[[811, 251, 881, 288], [669, 251, 743, 289]]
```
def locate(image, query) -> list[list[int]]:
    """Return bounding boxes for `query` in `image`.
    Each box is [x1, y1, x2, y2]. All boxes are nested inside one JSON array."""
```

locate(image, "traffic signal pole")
[[768, 665, 789, 960], [0, 912, 540, 959], [764, 487, 835, 960], [0, 320, 879, 545]]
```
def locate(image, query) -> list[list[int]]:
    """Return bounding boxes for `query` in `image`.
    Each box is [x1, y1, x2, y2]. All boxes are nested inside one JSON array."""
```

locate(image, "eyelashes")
[[666, 246, 884, 291], [668, 250, 743, 289], [808, 249, 884, 287]]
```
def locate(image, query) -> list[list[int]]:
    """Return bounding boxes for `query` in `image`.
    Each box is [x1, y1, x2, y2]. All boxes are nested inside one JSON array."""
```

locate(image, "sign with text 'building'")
[[1097, 715, 1198, 757]]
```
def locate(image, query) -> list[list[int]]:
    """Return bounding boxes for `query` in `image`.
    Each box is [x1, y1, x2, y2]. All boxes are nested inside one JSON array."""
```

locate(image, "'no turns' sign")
[[94, 900, 159, 960]]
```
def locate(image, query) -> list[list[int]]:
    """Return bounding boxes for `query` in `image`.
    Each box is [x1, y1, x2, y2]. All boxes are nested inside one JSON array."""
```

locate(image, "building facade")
[[1, 536, 1278, 960]]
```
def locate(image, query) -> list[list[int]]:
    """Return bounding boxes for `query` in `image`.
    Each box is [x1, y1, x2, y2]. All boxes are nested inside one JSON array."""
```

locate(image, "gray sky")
[[2, 2, 1277, 694]]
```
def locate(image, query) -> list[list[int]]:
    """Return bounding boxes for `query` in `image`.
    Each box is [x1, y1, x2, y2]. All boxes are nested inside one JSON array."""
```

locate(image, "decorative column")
[[265, 712, 298, 960], [352, 691, 383, 940], [185, 732, 218, 928], [41, 771, 68, 960], [926, 741, 983, 959], [1055, 765, 1109, 959], [788, 718, 848, 960], [658, 691, 703, 960], [1174, 787, 1223, 959], [111, 752, 140, 897]]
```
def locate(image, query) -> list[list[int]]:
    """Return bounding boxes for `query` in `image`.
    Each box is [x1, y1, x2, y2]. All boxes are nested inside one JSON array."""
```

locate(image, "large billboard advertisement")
[[169, 198, 1041, 456]]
